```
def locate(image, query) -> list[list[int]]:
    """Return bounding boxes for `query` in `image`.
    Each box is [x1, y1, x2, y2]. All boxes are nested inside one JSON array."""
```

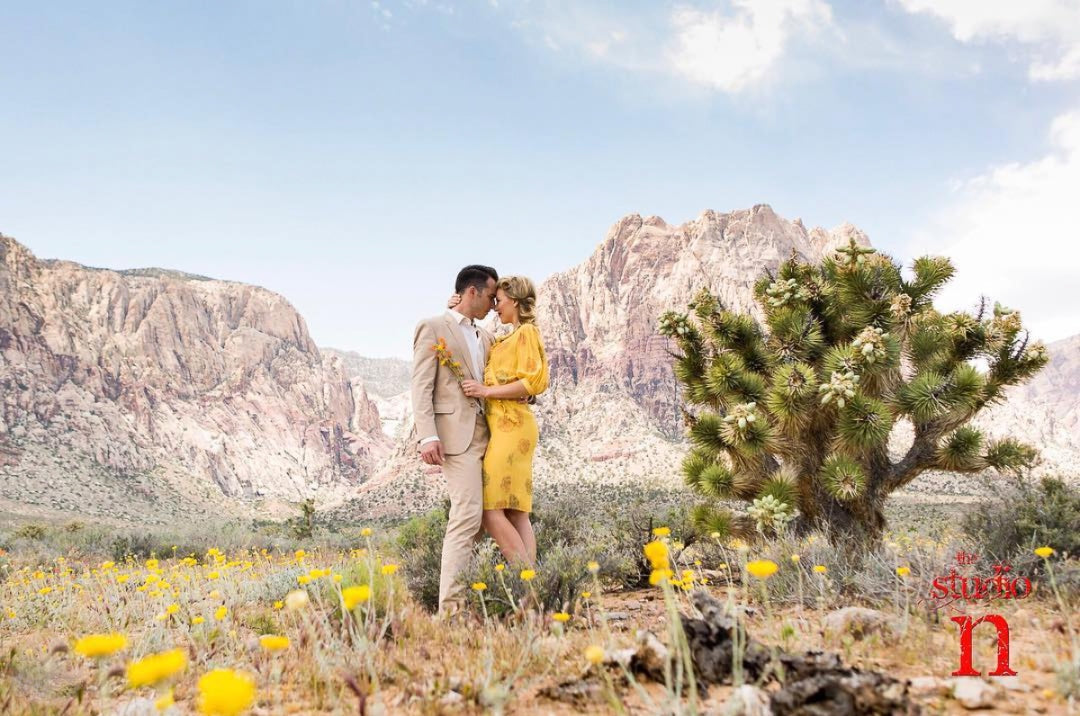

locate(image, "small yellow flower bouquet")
[[432, 338, 465, 382]]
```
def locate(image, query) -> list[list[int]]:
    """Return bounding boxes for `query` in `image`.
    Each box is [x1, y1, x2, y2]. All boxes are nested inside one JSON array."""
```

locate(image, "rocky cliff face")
[[0, 234, 391, 518], [319, 350, 411, 440], [535, 205, 870, 439]]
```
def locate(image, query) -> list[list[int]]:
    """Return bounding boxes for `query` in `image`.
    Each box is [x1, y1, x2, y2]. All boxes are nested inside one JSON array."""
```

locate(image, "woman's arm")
[[461, 379, 529, 400]]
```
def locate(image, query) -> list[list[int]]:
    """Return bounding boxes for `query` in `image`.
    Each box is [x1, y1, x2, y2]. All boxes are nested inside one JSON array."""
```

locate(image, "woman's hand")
[[447, 293, 462, 309], [460, 380, 488, 399]]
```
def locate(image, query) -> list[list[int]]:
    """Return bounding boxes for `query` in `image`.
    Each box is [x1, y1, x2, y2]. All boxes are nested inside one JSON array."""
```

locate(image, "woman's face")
[[493, 288, 518, 324]]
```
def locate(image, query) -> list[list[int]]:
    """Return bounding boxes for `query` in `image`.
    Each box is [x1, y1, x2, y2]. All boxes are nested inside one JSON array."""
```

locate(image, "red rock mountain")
[[0, 234, 390, 521]]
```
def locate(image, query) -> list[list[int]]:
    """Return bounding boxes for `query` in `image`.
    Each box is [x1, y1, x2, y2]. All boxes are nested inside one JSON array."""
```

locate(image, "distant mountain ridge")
[[0, 234, 391, 523], [2, 205, 1076, 524]]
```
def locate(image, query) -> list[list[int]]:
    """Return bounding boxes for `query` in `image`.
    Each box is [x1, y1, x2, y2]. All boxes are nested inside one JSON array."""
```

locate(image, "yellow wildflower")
[[472, 582, 487, 592], [192, 616, 205, 625], [166, 603, 180, 615], [360, 527, 373, 537], [380, 564, 399, 576], [37, 587, 53, 596], [126, 648, 188, 688], [495, 564, 505, 572], [214, 606, 228, 621], [581, 591, 591, 600], [552, 612, 571, 623], [896, 566, 911, 577], [207, 571, 220, 580], [294, 549, 306, 562], [520, 569, 536, 581], [790, 554, 801, 563], [746, 560, 778, 580], [813, 565, 827, 574], [652, 526, 671, 537], [197, 668, 256, 716], [342, 585, 371, 610], [259, 635, 290, 651], [273, 601, 284, 610], [74, 633, 128, 658], [649, 568, 674, 586], [643, 540, 669, 570], [585, 645, 605, 665], [117, 575, 131, 584], [587, 561, 600, 573], [297, 575, 311, 585], [1035, 546, 1055, 559], [332, 574, 342, 584]]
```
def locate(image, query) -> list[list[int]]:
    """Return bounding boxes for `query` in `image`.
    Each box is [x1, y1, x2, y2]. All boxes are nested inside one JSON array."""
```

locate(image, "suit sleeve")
[[514, 323, 549, 396], [411, 320, 439, 444]]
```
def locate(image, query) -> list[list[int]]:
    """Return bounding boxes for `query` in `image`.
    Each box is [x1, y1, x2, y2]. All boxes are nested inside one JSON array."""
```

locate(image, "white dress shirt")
[[419, 309, 483, 446], [447, 308, 484, 380]]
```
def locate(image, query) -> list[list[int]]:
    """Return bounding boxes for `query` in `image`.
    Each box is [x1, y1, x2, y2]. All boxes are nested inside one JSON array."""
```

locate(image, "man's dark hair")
[[455, 265, 498, 294]]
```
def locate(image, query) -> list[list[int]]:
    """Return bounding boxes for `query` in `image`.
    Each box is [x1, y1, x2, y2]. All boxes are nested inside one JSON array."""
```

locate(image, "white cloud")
[[487, 0, 834, 94], [895, 0, 1080, 81], [666, 0, 833, 92], [908, 108, 1080, 342]]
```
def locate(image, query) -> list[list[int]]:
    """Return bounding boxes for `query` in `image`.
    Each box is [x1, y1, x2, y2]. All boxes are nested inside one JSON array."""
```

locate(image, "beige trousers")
[[438, 415, 489, 614]]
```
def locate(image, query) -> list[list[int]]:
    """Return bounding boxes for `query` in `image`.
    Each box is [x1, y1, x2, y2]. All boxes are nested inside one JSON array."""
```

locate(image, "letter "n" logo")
[[950, 614, 1017, 676]]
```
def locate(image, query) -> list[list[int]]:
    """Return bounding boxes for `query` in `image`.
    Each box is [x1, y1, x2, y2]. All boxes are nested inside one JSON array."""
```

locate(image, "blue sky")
[[2, 1, 1078, 357]]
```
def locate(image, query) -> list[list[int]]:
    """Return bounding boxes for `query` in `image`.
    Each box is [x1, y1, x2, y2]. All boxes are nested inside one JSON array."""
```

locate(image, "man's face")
[[469, 278, 497, 319]]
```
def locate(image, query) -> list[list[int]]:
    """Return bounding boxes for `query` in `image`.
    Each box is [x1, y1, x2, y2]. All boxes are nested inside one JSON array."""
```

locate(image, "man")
[[411, 264, 498, 615]]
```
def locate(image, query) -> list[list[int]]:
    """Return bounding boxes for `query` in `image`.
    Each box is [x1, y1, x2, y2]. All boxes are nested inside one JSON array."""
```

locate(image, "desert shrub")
[[241, 611, 280, 636], [963, 476, 1080, 584], [394, 506, 449, 612], [461, 540, 598, 618], [393, 489, 694, 615], [14, 524, 46, 540]]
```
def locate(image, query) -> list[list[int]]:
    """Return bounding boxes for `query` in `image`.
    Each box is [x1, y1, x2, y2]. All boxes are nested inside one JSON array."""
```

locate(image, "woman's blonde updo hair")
[[498, 275, 537, 325]]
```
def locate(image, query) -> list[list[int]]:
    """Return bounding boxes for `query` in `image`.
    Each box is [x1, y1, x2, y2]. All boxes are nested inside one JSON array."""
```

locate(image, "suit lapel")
[[441, 314, 478, 382]]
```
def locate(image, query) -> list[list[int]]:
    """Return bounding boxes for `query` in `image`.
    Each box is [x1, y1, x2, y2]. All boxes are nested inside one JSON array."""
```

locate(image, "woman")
[[456, 276, 549, 567]]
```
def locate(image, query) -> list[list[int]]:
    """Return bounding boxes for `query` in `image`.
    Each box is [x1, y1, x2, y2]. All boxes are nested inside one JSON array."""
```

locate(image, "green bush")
[[462, 540, 597, 618], [963, 475, 1080, 585], [392, 489, 703, 615], [395, 506, 449, 613], [14, 524, 46, 540]]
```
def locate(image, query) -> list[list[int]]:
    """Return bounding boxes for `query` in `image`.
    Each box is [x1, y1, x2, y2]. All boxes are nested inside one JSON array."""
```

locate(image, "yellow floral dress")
[[481, 322, 549, 512]]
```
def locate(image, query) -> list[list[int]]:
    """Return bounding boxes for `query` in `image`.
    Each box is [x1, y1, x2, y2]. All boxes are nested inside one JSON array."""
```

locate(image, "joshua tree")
[[659, 240, 1048, 547]]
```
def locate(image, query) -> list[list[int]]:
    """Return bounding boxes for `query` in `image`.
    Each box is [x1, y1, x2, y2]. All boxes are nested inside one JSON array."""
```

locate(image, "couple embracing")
[[410, 265, 550, 616]]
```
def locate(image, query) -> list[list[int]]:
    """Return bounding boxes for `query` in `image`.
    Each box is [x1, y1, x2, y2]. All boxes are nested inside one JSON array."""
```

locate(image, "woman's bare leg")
[[506, 509, 536, 566], [482, 509, 529, 565]]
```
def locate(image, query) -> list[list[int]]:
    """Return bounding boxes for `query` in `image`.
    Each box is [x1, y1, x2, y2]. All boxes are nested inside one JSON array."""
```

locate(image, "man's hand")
[[420, 440, 445, 466], [447, 293, 462, 309]]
